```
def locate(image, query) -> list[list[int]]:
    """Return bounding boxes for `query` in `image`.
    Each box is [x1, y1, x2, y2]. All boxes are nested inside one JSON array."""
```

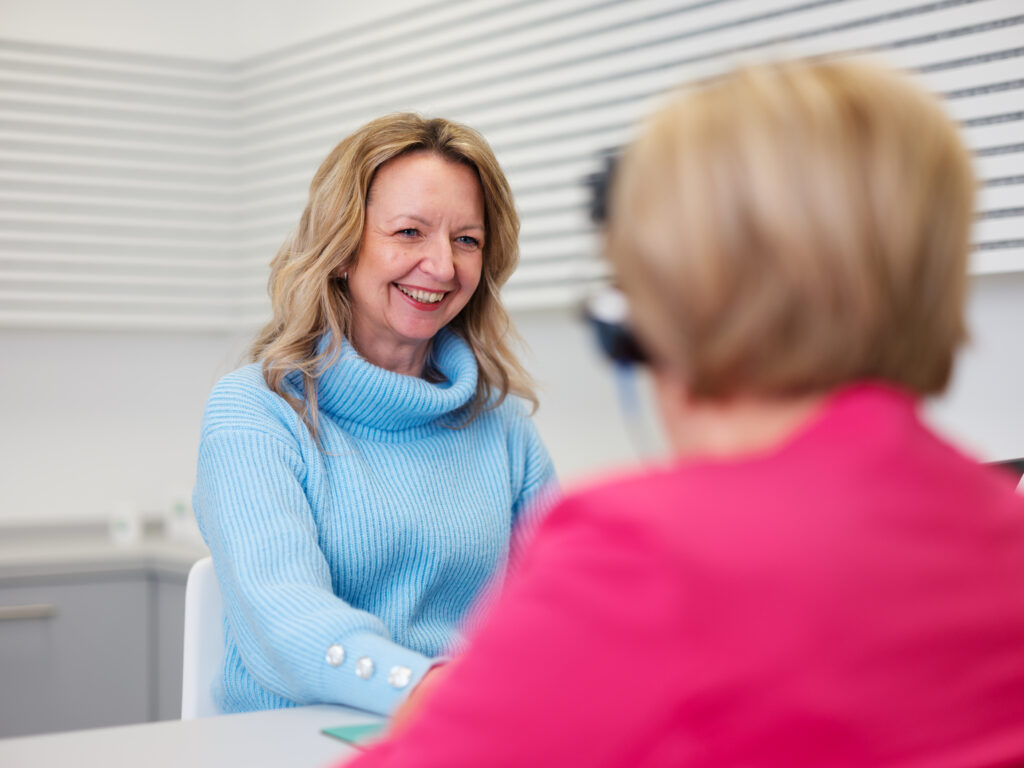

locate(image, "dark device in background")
[[582, 152, 649, 367]]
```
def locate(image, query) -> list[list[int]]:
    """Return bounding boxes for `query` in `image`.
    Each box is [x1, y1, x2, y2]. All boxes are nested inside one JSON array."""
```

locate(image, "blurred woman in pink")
[[344, 59, 1024, 768]]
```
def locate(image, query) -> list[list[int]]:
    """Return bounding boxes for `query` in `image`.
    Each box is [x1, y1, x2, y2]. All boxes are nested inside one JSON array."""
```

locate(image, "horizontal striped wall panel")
[[2, 0, 1023, 331]]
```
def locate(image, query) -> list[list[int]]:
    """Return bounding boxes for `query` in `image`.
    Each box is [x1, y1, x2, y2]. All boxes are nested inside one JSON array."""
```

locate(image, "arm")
[[447, 406, 558, 648], [194, 380, 435, 714], [507, 407, 558, 563], [345, 495, 686, 767], [388, 406, 557, 724]]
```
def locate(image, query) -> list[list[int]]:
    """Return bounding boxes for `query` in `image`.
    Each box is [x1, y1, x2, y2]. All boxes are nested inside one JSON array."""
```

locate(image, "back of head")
[[607, 59, 976, 399]]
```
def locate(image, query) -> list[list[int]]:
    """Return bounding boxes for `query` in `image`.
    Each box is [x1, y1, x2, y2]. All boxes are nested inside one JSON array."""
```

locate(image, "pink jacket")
[[347, 383, 1024, 767]]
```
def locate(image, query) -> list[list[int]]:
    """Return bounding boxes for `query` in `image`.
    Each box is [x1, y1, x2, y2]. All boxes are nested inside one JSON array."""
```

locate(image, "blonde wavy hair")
[[252, 113, 536, 436], [608, 59, 975, 399]]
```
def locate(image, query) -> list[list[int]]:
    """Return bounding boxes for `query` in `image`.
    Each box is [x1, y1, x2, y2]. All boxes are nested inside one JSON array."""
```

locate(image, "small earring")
[[343, 271, 348, 280]]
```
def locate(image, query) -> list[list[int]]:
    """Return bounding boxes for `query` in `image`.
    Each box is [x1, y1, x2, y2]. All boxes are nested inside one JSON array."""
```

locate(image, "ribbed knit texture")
[[193, 328, 555, 716]]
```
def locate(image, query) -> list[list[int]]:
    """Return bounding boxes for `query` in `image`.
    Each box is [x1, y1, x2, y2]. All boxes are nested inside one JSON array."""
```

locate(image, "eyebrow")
[[387, 213, 484, 232]]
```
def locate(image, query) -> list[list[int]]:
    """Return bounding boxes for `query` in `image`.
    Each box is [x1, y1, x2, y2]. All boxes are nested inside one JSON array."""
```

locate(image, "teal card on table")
[[322, 722, 388, 749]]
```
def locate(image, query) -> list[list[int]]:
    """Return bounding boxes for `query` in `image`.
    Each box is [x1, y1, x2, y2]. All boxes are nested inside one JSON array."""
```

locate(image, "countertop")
[[0, 520, 208, 582], [0, 704, 378, 768]]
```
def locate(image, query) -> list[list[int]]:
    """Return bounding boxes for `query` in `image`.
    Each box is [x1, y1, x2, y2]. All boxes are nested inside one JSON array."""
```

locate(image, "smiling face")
[[346, 151, 485, 376]]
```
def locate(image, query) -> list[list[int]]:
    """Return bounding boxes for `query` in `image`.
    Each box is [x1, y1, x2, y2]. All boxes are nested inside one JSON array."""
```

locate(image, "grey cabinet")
[[0, 574, 150, 738], [153, 568, 188, 722], [0, 545, 202, 738]]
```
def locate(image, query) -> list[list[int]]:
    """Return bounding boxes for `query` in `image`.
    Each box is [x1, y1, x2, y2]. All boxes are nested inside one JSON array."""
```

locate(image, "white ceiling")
[[0, 0, 426, 61]]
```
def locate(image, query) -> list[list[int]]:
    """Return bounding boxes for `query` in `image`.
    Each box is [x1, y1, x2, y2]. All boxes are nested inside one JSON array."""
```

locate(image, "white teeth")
[[396, 285, 445, 303]]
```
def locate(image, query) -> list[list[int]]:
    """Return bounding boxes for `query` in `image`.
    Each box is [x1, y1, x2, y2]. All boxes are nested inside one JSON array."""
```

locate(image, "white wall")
[[520, 273, 1024, 486], [927, 272, 1024, 462], [0, 329, 251, 525], [1, 0, 1022, 525], [2, 271, 1021, 526]]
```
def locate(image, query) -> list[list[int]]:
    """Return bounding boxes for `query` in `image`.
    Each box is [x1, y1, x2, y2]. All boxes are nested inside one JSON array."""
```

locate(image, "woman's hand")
[[389, 661, 453, 735]]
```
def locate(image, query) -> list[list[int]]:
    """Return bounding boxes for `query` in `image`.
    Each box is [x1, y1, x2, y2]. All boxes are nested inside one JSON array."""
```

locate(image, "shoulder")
[[482, 397, 551, 462], [514, 468, 686, 600], [539, 467, 682, 545], [208, 363, 269, 399], [201, 363, 304, 443], [467, 393, 534, 436], [487, 394, 532, 423], [206, 363, 277, 411], [558, 465, 680, 518], [536, 462, 752, 571]]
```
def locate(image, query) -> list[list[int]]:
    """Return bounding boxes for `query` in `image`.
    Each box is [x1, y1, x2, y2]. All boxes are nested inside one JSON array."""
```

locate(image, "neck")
[[655, 374, 826, 460], [348, 324, 432, 378]]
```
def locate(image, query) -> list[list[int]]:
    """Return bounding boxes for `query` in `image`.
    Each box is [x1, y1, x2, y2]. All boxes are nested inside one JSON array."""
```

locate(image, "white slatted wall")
[[0, 39, 238, 329], [2, 0, 1022, 331]]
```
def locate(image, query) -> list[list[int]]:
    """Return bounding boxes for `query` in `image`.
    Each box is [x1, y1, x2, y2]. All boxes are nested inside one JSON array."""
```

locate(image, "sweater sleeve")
[[194, 378, 435, 715], [342, 494, 686, 768], [507, 405, 558, 549]]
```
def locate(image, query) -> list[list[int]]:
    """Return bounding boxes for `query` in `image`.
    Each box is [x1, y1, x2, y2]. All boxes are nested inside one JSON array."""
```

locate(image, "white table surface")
[[0, 705, 385, 768]]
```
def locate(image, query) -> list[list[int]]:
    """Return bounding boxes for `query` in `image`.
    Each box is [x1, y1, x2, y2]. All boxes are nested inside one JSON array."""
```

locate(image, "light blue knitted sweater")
[[193, 329, 555, 715]]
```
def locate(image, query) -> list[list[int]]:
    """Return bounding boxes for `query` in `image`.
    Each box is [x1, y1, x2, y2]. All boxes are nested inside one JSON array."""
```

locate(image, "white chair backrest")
[[181, 556, 225, 719]]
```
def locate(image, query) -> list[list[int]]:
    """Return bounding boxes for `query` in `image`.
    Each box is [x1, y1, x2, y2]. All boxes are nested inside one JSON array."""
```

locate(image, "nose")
[[421, 236, 456, 282]]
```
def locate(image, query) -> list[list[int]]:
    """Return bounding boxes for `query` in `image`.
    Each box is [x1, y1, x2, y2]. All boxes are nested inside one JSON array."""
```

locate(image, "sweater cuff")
[[319, 631, 438, 715]]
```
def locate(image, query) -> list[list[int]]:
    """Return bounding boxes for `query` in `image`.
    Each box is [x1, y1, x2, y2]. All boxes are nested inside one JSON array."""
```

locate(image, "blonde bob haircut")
[[252, 113, 535, 435], [607, 59, 975, 399]]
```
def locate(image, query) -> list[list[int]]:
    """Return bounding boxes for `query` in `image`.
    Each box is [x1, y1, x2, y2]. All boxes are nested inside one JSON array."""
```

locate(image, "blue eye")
[[397, 228, 419, 237], [456, 235, 481, 247]]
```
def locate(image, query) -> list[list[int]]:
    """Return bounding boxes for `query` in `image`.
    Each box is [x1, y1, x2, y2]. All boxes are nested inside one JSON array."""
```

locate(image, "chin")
[[396, 320, 449, 342]]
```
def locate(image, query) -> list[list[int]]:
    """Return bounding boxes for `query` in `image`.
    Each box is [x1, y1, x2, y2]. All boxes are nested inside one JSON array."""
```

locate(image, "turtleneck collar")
[[313, 327, 478, 438]]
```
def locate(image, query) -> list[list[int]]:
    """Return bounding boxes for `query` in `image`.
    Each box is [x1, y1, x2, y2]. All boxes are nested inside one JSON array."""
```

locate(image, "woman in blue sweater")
[[193, 114, 556, 716]]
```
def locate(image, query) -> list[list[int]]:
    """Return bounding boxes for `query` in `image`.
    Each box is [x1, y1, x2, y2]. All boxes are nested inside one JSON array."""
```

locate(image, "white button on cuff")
[[387, 665, 413, 689], [325, 644, 345, 667], [355, 656, 375, 679]]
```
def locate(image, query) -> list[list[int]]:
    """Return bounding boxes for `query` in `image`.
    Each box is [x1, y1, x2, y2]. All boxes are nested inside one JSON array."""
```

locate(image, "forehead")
[[367, 151, 483, 218]]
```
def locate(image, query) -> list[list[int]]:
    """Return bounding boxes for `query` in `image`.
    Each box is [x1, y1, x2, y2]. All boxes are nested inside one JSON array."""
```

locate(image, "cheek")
[[458, 255, 484, 294], [346, 268, 388, 315], [350, 252, 394, 291], [352, 237, 404, 279]]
